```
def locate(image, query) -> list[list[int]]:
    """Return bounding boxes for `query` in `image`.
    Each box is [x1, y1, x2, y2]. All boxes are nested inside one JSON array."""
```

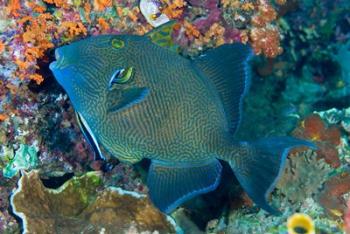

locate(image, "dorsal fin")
[[145, 20, 179, 52], [193, 43, 253, 134]]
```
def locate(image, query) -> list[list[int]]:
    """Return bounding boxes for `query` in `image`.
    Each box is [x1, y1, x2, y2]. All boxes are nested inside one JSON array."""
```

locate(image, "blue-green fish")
[[49, 23, 315, 214]]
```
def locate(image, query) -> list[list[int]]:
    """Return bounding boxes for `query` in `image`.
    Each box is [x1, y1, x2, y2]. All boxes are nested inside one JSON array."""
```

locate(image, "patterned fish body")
[[50, 24, 315, 214]]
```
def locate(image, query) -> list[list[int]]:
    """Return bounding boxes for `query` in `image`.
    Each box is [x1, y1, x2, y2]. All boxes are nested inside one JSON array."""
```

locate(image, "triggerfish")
[[49, 22, 315, 214]]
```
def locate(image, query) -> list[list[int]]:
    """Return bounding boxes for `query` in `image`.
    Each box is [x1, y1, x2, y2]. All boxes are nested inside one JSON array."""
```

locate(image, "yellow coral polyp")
[[287, 213, 315, 234], [241, 2, 255, 11]]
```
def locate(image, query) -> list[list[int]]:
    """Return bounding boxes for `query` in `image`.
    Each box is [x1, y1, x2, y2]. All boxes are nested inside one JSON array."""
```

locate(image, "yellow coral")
[[287, 213, 315, 234], [6, 0, 21, 17], [241, 2, 255, 11]]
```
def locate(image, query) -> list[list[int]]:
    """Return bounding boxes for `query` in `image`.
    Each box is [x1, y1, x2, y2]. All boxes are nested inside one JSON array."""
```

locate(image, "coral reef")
[[11, 170, 177, 233], [0, 0, 349, 233], [2, 144, 38, 178], [318, 173, 350, 218], [276, 150, 332, 204], [292, 113, 342, 168]]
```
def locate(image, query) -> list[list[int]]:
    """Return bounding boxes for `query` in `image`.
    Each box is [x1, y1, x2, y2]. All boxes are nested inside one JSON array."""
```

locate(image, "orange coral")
[[247, 0, 283, 58], [29, 74, 44, 85], [299, 114, 341, 145], [83, 2, 92, 23], [303, 114, 325, 141], [192, 23, 226, 49], [318, 173, 350, 217], [0, 114, 8, 122], [6, 0, 21, 17], [27, 2, 47, 13], [59, 22, 87, 39], [161, 0, 185, 19], [292, 114, 342, 168], [0, 41, 4, 54], [252, 2, 277, 27], [184, 21, 201, 39], [93, 0, 112, 11], [42, 0, 69, 9], [275, 0, 287, 5], [250, 27, 283, 58], [97, 18, 110, 32], [14, 14, 55, 83]]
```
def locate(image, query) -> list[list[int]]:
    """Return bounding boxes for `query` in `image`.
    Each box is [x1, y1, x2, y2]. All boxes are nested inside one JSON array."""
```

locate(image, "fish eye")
[[108, 67, 134, 89], [111, 38, 125, 49]]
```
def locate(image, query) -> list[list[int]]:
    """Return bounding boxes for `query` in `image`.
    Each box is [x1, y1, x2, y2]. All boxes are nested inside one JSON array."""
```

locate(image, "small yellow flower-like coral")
[[287, 213, 315, 234]]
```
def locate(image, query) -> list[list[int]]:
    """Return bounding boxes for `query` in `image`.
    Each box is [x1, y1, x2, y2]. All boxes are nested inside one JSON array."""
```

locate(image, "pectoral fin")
[[107, 87, 150, 113], [147, 159, 222, 213]]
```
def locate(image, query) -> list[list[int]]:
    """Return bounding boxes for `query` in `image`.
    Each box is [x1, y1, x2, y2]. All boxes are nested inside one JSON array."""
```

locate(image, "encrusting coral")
[[293, 113, 342, 168], [11, 170, 177, 233], [276, 150, 332, 205]]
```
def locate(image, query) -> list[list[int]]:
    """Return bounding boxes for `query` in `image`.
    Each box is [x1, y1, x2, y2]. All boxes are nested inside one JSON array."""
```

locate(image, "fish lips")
[[49, 48, 67, 70]]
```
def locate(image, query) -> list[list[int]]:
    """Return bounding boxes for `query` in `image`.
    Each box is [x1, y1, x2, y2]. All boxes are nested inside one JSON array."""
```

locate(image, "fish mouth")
[[49, 48, 67, 70]]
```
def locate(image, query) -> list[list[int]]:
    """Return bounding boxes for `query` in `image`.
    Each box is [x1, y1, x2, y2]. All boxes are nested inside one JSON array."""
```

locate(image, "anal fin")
[[147, 159, 222, 213]]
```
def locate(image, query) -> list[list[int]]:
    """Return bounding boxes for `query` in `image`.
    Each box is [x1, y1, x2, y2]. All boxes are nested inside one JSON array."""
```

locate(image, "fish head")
[[49, 35, 150, 115]]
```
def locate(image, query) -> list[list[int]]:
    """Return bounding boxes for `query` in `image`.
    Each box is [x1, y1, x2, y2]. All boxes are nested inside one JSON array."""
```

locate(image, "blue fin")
[[147, 159, 222, 214], [193, 43, 253, 134], [107, 87, 149, 113], [228, 137, 316, 215]]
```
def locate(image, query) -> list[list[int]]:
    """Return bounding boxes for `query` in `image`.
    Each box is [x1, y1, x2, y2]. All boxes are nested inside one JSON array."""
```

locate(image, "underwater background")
[[0, 0, 349, 233]]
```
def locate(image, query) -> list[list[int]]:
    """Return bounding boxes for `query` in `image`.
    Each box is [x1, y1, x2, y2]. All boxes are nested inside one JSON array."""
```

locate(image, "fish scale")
[[50, 23, 315, 214]]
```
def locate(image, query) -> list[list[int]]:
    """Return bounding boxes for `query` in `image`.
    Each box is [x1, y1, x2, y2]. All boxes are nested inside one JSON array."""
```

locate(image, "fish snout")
[[49, 48, 68, 70]]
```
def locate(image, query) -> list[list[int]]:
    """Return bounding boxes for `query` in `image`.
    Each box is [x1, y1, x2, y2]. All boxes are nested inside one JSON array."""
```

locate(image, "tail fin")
[[227, 137, 316, 215]]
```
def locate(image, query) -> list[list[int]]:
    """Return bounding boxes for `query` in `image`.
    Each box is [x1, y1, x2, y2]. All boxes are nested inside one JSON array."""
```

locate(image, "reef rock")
[[10, 171, 177, 234]]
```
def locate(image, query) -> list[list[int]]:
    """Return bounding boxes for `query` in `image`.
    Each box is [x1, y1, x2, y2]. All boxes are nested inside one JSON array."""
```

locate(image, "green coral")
[[2, 144, 38, 178]]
